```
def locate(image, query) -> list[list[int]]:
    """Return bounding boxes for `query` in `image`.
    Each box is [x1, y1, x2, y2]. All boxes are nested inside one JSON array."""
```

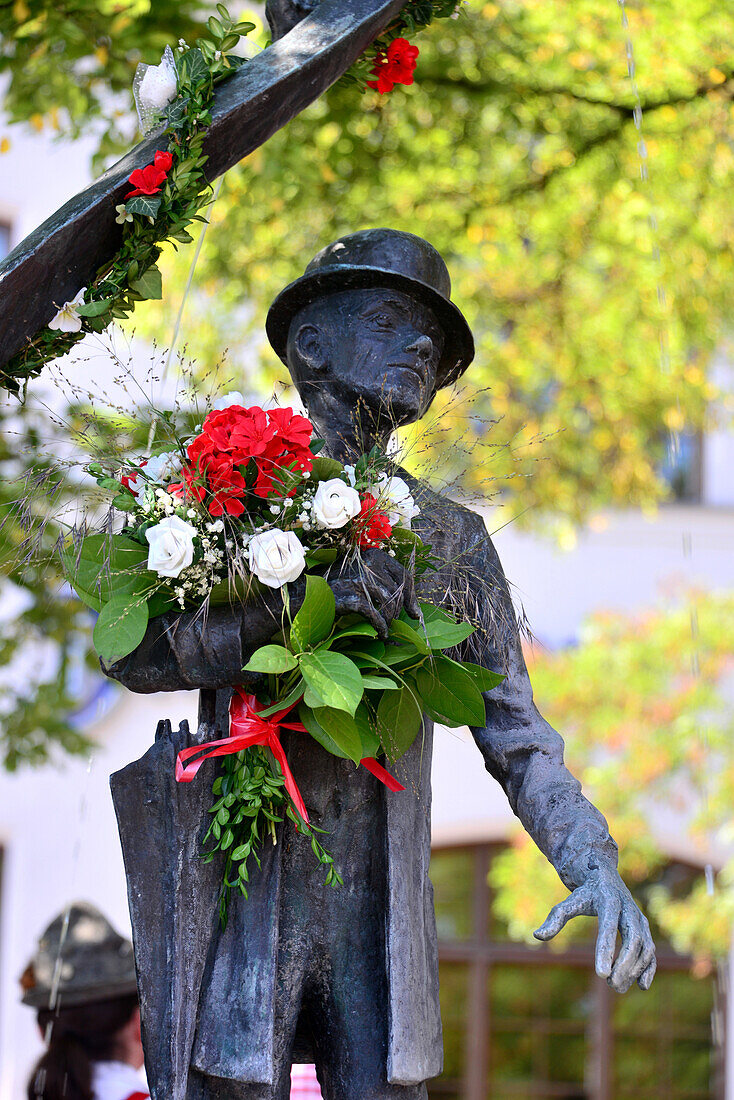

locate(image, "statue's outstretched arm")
[[457, 516, 656, 993]]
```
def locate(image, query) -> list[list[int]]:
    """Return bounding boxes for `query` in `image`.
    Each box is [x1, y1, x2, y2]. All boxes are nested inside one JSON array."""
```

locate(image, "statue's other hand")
[[328, 549, 420, 640], [533, 867, 656, 993]]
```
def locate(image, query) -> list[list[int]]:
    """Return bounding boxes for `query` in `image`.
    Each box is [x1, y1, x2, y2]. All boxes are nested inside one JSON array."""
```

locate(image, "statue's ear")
[[293, 323, 329, 375]]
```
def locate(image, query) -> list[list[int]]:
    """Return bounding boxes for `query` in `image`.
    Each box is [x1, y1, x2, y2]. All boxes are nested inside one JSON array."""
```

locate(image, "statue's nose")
[[407, 335, 434, 361]]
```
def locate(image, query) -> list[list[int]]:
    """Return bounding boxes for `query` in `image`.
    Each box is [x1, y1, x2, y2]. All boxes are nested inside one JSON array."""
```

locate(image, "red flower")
[[154, 149, 173, 173], [125, 163, 168, 199], [252, 407, 315, 497], [368, 37, 419, 95], [189, 405, 278, 468], [120, 461, 146, 492], [354, 493, 393, 548]]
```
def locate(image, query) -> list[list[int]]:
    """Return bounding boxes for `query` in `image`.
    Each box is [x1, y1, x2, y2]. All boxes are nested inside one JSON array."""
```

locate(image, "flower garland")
[[348, 0, 465, 95], [2, 1, 466, 394], [2, 6, 255, 394]]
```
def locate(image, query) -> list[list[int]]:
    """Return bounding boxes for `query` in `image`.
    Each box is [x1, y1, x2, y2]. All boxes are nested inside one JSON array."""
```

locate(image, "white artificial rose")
[[377, 475, 421, 528], [212, 391, 246, 410], [145, 515, 197, 578], [247, 529, 306, 588], [138, 47, 178, 112], [312, 478, 362, 530], [48, 287, 86, 334]]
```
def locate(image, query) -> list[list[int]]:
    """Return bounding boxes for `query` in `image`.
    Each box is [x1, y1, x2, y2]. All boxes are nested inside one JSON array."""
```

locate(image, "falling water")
[[615, 0, 723, 1081]]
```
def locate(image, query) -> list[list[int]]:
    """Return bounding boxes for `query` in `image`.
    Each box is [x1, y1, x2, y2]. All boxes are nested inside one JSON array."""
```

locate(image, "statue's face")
[[266, 0, 321, 40], [294, 288, 444, 427]]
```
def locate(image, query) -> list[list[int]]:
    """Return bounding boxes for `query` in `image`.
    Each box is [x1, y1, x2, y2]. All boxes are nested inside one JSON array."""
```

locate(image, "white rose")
[[377, 475, 420, 528], [48, 287, 86, 334], [212, 391, 246, 411], [145, 515, 197, 578], [247, 529, 306, 588], [137, 47, 178, 112], [312, 478, 362, 530]]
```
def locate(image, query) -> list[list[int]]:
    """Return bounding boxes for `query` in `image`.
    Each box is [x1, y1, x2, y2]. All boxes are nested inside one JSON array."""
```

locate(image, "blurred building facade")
[[1, 125, 733, 1100]]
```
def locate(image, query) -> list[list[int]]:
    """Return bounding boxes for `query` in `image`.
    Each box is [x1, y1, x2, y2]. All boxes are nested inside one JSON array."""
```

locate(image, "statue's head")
[[266, 0, 321, 40], [266, 229, 474, 433]]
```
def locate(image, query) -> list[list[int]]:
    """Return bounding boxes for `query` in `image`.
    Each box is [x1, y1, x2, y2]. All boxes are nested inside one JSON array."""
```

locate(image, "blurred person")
[[20, 902, 148, 1100]]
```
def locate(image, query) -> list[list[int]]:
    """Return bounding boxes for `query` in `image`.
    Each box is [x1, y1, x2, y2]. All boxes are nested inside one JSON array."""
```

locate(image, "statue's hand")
[[328, 549, 420, 640], [533, 866, 656, 993]]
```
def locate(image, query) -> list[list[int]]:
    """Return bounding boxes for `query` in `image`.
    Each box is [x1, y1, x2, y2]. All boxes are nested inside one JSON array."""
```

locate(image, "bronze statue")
[[107, 230, 655, 1100]]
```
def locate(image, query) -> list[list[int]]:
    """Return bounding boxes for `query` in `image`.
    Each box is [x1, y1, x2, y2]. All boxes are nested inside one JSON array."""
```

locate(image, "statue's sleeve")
[[455, 514, 619, 891], [100, 596, 289, 693]]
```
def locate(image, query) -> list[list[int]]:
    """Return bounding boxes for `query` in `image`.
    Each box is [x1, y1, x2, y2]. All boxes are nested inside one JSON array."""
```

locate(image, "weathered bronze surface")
[[108, 230, 656, 1100], [0, 0, 404, 372]]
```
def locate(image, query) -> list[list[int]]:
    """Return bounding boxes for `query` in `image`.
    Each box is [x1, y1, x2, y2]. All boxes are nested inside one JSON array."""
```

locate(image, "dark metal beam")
[[0, 0, 405, 371]]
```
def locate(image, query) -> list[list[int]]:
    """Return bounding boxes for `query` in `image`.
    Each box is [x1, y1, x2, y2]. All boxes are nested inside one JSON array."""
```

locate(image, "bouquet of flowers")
[[62, 393, 501, 923]]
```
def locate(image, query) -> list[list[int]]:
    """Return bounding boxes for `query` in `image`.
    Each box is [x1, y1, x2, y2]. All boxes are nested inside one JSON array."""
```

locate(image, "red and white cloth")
[[290, 1063, 324, 1098], [92, 1061, 149, 1100]]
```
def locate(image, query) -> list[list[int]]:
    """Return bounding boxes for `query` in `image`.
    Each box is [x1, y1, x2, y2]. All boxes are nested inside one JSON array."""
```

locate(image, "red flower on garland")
[[126, 163, 168, 199], [367, 37, 419, 94], [153, 149, 173, 173], [125, 149, 174, 199], [354, 493, 393, 548]]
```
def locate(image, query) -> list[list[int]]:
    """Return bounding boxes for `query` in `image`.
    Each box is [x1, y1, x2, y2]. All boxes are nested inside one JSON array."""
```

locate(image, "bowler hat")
[[20, 902, 138, 1008], [266, 228, 474, 389]]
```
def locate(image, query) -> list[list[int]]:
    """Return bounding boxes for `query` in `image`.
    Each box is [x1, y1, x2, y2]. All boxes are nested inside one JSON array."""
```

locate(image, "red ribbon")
[[175, 689, 405, 826]]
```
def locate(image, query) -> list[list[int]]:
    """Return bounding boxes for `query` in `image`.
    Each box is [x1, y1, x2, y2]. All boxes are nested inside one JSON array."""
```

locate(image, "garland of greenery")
[[1, 0, 463, 396], [1, 7, 253, 395]]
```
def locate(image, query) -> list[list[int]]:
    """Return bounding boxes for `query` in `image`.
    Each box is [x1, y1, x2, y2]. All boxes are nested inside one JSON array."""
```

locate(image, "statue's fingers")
[[608, 908, 645, 993], [334, 589, 388, 640], [402, 565, 421, 619], [594, 893, 622, 979], [534, 889, 592, 941], [638, 954, 657, 991]]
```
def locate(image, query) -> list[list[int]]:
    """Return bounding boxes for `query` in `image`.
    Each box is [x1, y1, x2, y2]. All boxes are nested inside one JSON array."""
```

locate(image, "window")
[[428, 844, 724, 1100]]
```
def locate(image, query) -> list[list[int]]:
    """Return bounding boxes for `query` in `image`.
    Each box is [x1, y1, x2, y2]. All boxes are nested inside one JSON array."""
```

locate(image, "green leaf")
[[93, 595, 149, 662], [176, 47, 209, 87], [290, 574, 335, 651], [61, 533, 151, 605], [414, 657, 487, 727], [125, 194, 162, 220], [331, 620, 379, 642], [304, 547, 338, 567], [310, 456, 343, 483], [424, 618, 476, 649], [256, 680, 305, 718], [243, 645, 298, 674], [75, 298, 114, 318], [457, 661, 506, 692], [354, 703, 381, 758], [361, 674, 399, 691], [130, 264, 163, 300], [312, 707, 363, 762], [298, 651, 364, 715], [298, 704, 350, 759], [376, 685, 423, 761], [379, 643, 420, 666], [390, 618, 430, 654]]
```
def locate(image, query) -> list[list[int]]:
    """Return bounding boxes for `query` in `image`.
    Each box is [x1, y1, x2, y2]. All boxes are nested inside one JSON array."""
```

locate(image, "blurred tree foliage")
[[133, 0, 734, 532], [490, 591, 734, 971], [0, 0, 212, 168]]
